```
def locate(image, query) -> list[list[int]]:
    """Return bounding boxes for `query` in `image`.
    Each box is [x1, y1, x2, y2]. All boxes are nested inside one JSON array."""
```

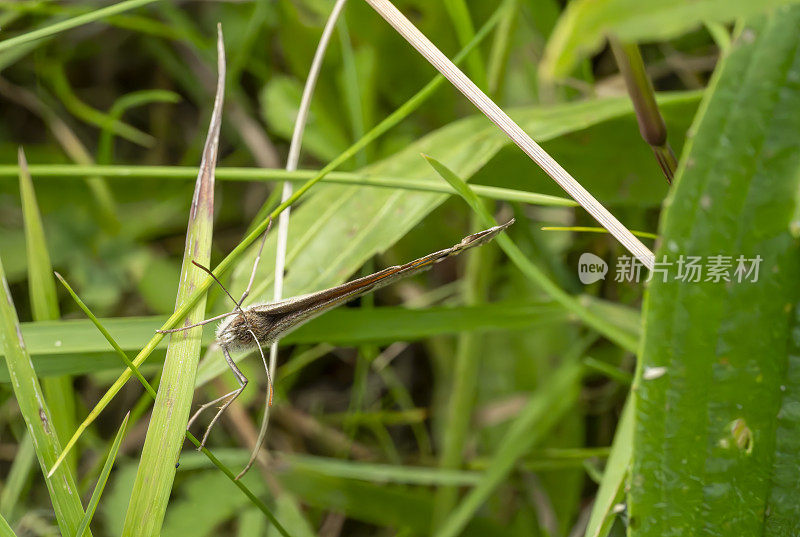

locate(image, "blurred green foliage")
[[0, 0, 773, 536]]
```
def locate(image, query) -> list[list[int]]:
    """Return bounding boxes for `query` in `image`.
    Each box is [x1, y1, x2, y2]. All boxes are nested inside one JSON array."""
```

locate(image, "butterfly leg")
[[156, 311, 237, 334], [189, 346, 248, 450]]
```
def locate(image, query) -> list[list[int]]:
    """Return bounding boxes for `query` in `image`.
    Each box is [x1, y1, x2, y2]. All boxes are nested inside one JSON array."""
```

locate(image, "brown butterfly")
[[159, 219, 513, 454]]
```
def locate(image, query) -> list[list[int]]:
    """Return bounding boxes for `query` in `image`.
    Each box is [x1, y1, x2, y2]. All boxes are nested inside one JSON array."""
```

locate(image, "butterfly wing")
[[249, 219, 513, 344]]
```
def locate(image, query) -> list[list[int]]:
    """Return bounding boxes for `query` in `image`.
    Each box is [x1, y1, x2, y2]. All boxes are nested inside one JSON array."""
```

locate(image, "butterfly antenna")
[[191, 260, 243, 313], [238, 217, 272, 307]]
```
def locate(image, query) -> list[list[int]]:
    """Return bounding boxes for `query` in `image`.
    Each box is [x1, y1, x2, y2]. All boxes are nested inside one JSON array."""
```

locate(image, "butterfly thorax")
[[216, 307, 277, 352]]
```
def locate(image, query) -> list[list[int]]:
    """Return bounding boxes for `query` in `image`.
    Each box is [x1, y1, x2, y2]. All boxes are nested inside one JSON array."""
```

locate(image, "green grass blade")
[[582, 357, 633, 385], [424, 155, 639, 352], [281, 455, 481, 487], [54, 273, 157, 400], [337, 16, 369, 167], [0, 258, 89, 536], [265, 495, 316, 537], [236, 508, 266, 537], [0, 164, 576, 207], [276, 465, 508, 536], [584, 401, 633, 537], [629, 9, 800, 534], [705, 21, 732, 52], [18, 148, 77, 472], [486, 0, 520, 96], [121, 26, 223, 536], [432, 362, 583, 537], [17, 149, 58, 323], [540, 0, 800, 79], [443, 0, 487, 88], [541, 226, 658, 240], [0, 514, 17, 537], [0, 433, 35, 519], [0, 0, 160, 54], [74, 413, 129, 537]]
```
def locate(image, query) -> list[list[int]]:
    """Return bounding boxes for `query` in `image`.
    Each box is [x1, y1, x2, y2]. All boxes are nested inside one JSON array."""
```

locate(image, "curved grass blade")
[[252, 0, 350, 481], [97, 89, 181, 164], [121, 25, 222, 537], [0, 259, 89, 536], [74, 413, 129, 537], [18, 148, 77, 473], [0, 0, 160, 54], [425, 155, 638, 352], [45, 63, 155, 147]]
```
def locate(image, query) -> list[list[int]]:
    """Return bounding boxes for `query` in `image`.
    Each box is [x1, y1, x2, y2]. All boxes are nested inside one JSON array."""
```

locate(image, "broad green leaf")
[[196, 300, 568, 384], [540, 0, 800, 79], [0, 301, 568, 381], [226, 93, 698, 310], [630, 9, 800, 535]]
